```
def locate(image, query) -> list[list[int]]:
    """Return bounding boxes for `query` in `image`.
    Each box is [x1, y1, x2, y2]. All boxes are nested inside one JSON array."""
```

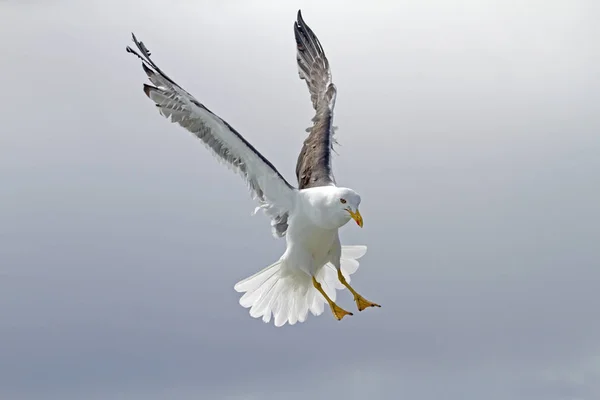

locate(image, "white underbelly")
[[285, 218, 337, 275], [301, 228, 336, 259]]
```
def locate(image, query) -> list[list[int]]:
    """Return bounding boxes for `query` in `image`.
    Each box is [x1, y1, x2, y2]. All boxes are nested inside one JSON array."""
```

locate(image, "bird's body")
[[126, 10, 379, 326], [235, 185, 367, 326], [284, 186, 355, 278]]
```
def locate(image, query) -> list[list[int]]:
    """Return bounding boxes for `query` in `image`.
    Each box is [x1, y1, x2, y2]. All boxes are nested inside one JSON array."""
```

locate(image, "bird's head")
[[329, 187, 363, 228]]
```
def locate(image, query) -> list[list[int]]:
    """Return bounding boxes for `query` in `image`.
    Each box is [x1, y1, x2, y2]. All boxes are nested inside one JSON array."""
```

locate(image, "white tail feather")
[[233, 245, 367, 327]]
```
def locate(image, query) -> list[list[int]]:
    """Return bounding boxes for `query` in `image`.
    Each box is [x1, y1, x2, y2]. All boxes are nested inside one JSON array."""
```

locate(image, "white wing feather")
[[126, 34, 297, 237]]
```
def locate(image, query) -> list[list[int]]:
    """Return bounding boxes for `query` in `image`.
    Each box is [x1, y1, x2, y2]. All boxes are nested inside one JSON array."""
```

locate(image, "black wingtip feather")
[[141, 62, 154, 78], [142, 84, 157, 98]]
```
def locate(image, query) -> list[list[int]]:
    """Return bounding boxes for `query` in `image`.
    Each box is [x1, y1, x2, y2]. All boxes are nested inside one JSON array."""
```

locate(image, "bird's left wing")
[[293, 10, 338, 190], [126, 34, 296, 238]]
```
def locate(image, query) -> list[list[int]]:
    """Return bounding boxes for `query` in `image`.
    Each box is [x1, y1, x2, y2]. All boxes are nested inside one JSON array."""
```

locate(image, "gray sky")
[[1, 0, 599, 399]]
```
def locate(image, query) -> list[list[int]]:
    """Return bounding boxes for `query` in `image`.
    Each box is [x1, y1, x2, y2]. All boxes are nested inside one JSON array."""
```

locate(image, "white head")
[[317, 186, 363, 229]]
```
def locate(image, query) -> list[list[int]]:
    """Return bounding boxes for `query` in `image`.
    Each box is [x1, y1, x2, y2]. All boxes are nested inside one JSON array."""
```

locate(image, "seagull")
[[126, 10, 380, 327]]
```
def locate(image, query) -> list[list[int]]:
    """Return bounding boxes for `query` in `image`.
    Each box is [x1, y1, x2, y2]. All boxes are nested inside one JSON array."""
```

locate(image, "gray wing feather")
[[293, 10, 338, 190], [126, 34, 295, 238]]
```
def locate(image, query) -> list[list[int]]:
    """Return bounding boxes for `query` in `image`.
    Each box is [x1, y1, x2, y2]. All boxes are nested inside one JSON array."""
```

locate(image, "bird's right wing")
[[126, 34, 296, 238]]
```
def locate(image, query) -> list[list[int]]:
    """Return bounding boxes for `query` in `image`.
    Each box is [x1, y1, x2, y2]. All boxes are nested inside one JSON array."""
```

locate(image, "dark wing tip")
[[293, 10, 310, 51], [131, 32, 144, 52], [141, 62, 154, 77], [293, 10, 320, 50], [143, 84, 157, 98], [294, 10, 302, 32], [296, 9, 307, 28]]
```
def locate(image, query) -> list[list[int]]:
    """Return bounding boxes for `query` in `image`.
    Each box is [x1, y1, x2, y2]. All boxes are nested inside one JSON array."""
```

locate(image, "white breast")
[[284, 191, 340, 275]]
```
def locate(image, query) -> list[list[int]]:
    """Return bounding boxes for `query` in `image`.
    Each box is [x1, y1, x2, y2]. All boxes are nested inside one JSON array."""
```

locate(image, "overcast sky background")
[[1, 0, 599, 399]]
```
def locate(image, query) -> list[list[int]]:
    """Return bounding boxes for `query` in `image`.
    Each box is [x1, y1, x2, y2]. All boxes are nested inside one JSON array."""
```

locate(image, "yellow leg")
[[312, 276, 353, 321], [337, 269, 381, 311]]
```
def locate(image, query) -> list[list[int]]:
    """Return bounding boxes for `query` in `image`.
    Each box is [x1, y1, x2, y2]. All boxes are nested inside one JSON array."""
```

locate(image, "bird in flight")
[[126, 10, 380, 326]]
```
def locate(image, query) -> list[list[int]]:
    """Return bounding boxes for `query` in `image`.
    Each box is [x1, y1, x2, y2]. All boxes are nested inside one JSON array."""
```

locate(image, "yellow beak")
[[347, 208, 364, 228]]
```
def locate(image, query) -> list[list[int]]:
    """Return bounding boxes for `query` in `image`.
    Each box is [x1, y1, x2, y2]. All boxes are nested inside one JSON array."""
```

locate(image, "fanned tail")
[[233, 245, 367, 327]]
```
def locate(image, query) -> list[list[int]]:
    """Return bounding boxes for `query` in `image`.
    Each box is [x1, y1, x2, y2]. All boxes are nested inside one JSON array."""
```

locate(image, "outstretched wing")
[[126, 34, 296, 238], [293, 10, 338, 190]]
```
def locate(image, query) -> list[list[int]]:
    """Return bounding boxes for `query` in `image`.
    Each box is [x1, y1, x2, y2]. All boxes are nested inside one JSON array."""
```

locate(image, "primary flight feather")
[[126, 10, 380, 326]]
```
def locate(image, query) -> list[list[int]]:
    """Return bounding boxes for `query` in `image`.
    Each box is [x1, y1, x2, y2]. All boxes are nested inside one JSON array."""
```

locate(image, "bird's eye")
[[340, 198, 347, 204]]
